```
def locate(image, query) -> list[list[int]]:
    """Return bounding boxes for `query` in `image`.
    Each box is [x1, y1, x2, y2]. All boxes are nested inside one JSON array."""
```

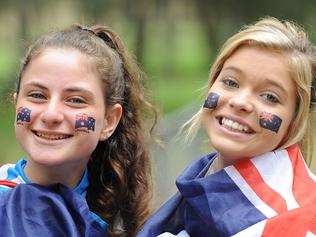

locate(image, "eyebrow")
[[262, 78, 288, 96], [221, 66, 242, 74], [222, 66, 288, 96], [24, 81, 48, 90], [24, 82, 95, 98]]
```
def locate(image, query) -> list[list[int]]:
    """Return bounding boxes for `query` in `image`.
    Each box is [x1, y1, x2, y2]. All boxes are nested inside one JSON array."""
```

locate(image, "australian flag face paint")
[[75, 113, 95, 132], [259, 111, 282, 133], [16, 107, 31, 125], [203, 92, 220, 109]]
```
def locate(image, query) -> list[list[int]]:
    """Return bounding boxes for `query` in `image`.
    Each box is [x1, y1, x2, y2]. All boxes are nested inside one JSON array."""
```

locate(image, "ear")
[[99, 104, 123, 141]]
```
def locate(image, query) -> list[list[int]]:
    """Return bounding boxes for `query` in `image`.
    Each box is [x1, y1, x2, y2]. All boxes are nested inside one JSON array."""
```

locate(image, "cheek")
[[202, 110, 216, 138]]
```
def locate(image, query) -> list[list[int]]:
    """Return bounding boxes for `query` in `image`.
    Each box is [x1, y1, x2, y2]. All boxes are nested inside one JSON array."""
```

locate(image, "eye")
[[67, 97, 87, 104], [222, 78, 239, 88], [262, 93, 280, 104], [28, 92, 46, 100]]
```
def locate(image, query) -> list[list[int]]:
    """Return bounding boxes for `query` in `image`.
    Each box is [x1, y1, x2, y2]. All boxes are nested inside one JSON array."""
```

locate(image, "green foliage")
[[143, 21, 211, 113], [0, 103, 24, 164]]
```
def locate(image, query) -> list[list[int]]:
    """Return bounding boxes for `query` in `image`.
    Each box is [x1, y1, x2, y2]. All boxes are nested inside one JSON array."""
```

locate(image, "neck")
[[24, 160, 86, 189], [215, 153, 231, 170]]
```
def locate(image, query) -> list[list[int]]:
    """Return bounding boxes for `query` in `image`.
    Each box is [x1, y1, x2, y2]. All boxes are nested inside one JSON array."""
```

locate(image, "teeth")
[[221, 118, 251, 133], [36, 132, 70, 140]]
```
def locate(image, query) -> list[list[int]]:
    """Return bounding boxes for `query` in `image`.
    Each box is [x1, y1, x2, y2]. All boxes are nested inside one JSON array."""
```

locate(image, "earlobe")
[[99, 104, 123, 141]]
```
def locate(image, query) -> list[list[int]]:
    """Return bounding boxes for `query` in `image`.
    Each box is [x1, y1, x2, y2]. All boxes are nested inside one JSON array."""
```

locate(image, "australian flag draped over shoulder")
[[0, 183, 107, 237], [137, 144, 316, 237]]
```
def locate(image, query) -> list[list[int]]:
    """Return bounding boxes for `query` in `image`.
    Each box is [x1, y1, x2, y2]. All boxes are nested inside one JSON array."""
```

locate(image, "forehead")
[[19, 48, 104, 96], [22, 48, 98, 84]]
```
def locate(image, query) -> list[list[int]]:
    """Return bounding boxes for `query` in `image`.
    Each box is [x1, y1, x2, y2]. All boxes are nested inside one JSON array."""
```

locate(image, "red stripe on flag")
[[262, 204, 316, 236], [234, 160, 288, 214], [288, 144, 316, 207], [0, 180, 17, 188]]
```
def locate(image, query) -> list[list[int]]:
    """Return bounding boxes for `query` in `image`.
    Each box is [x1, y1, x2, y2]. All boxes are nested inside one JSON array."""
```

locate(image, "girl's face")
[[203, 46, 297, 166], [15, 48, 118, 172]]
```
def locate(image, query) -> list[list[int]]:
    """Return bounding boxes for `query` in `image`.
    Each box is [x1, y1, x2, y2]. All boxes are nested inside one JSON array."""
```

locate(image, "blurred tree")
[[127, 0, 148, 64], [77, 0, 151, 64], [193, 0, 316, 61], [194, 0, 244, 59]]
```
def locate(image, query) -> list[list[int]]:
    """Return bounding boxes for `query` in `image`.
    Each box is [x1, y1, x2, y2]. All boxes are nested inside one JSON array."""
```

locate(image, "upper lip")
[[216, 114, 256, 132]]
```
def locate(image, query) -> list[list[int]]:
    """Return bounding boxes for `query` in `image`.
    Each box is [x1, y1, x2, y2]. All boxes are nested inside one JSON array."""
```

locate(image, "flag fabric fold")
[[0, 183, 107, 237], [137, 144, 316, 237]]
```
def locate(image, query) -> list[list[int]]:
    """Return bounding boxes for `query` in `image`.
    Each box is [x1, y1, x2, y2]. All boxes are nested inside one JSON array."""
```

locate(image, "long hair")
[[16, 25, 157, 236], [184, 16, 316, 163]]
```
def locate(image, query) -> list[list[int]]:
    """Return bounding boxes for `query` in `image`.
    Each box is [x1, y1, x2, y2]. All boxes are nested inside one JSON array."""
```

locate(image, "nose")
[[40, 100, 64, 126], [228, 91, 254, 112]]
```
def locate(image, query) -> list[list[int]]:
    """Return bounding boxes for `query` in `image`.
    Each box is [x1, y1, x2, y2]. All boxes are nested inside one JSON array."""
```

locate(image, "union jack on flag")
[[137, 144, 316, 237], [223, 144, 316, 236]]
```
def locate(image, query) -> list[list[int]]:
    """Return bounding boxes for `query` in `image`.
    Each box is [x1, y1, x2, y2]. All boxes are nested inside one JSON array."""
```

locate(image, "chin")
[[213, 145, 256, 165]]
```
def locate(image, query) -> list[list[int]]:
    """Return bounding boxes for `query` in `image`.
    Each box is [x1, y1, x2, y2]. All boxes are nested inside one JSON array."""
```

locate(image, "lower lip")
[[215, 119, 255, 139]]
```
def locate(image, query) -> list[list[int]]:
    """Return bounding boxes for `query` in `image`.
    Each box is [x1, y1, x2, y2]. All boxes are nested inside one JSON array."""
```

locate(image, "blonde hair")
[[185, 17, 316, 163]]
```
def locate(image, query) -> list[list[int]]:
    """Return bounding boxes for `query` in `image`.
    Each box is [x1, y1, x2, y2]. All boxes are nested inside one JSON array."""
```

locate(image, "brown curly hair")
[[16, 24, 157, 236]]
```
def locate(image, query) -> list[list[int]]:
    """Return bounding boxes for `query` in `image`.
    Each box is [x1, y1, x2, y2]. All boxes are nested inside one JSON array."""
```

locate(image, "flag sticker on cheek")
[[203, 92, 220, 109], [16, 107, 31, 125], [259, 111, 282, 133], [75, 113, 96, 133]]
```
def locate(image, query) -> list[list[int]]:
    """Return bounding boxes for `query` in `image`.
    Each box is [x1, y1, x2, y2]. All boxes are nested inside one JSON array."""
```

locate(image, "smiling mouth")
[[34, 131, 73, 140], [219, 117, 254, 134]]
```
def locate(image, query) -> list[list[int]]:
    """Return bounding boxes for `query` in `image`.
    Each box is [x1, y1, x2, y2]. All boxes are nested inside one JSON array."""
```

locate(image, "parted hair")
[[16, 25, 157, 237]]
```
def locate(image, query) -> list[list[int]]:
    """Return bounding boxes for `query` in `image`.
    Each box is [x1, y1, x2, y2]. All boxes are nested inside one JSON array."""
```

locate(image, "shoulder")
[[0, 160, 27, 193], [0, 163, 16, 192], [0, 163, 16, 179]]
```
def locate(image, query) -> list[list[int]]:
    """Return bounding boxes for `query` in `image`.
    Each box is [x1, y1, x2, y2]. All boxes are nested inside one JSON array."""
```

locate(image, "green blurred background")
[[1, 0, 316, 205]]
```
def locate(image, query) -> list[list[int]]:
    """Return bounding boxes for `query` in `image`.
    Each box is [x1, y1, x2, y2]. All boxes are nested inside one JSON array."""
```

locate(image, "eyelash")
[[262, 93, 280, 104], [222, 78, 239, 88], [67, 97, 87, 104], [28, 92, 46, 100]]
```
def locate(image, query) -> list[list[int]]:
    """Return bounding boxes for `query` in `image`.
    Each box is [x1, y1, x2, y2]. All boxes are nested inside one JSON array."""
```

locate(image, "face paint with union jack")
[[75, 113, 95, 132], [259, 111, 282, 133], [203, 92, 220, 109], [16, 107, 31, 125]]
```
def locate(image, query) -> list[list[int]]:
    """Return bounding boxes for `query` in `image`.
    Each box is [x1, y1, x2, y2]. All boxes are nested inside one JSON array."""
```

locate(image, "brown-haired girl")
[[0, 25, 156, 237]]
